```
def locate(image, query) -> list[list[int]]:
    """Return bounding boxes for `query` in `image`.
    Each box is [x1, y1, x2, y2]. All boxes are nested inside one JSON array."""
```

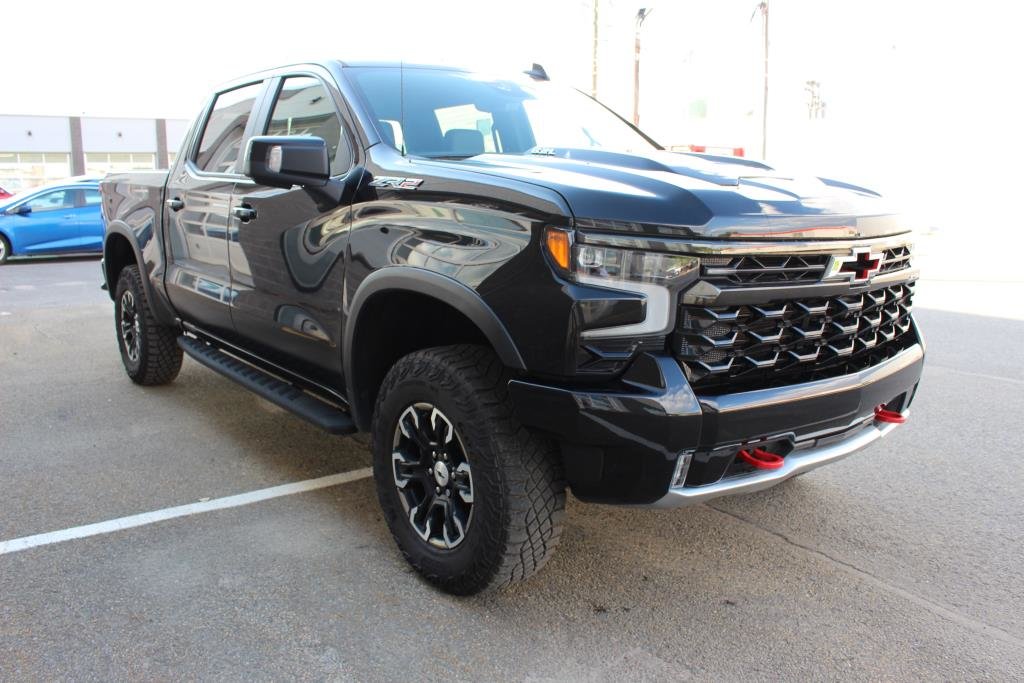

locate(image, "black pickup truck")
[[100, 61, 923, 595]]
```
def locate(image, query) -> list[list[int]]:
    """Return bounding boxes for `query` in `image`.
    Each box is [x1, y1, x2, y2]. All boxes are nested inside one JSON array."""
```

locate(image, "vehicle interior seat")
[[443, 129, 485, 156]]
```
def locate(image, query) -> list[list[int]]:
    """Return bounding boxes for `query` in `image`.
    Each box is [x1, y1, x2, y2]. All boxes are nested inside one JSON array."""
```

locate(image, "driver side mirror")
[[243, 136, 330, 189], [12, 204, 31, 215]]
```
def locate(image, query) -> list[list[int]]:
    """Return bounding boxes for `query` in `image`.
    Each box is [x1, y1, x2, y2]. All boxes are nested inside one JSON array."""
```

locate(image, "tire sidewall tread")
[[371, 344, 566, 596], [113, 265, 182, 386]]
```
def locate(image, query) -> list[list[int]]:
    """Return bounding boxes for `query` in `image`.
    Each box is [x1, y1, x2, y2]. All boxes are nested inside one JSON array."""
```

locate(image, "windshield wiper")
[[418, 154, 477, 161]]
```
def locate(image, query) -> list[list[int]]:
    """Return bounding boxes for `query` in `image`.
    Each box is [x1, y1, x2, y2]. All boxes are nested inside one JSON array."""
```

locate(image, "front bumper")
[[649, 411, 903, 508], [509, 335, 924, 506]]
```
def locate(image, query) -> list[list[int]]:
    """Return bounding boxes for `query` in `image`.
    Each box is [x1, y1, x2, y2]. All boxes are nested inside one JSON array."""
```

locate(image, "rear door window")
[[194, 82, 264, 174], [265, 76, 351, 175], [78, 188, 101, 207]]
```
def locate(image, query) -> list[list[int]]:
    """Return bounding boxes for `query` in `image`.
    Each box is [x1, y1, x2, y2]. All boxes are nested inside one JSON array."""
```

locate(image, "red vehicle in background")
[[0, 187, 12, 200]]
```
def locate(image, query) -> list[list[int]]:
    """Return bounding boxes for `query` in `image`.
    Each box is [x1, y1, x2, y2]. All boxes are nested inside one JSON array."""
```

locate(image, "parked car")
[[0, 186, 12, 200], [0, 178, 104, 263], [100, 61, 923, 595]]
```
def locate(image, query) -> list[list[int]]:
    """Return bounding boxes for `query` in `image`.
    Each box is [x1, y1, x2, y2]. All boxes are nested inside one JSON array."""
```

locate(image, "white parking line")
[[0, 467, 373, 556]]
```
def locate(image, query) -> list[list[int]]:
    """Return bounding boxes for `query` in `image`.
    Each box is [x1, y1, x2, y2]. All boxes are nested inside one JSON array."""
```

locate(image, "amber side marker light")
[[544, 228, 572, 271]]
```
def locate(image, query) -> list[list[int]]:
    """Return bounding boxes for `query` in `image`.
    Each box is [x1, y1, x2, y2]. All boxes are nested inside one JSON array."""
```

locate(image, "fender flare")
[[103, 221, 176, 326], [343, 267, 526, 429]]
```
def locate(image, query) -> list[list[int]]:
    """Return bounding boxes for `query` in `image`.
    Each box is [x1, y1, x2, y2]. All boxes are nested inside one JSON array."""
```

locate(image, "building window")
[[0, 152, 72, 193], [84, 152, 156, 176]]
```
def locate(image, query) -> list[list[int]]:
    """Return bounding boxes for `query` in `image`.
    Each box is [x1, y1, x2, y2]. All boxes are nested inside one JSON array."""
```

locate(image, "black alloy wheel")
[[119, 289, 141, 364], [372, 345, 566, 595], [391, 402, 474, 549]]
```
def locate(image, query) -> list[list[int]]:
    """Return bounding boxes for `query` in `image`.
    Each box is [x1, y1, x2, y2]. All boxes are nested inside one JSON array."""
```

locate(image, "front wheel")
[[0, 235, 10, 264], [372, 345, 566, 595], [113, 265, 183, 385]]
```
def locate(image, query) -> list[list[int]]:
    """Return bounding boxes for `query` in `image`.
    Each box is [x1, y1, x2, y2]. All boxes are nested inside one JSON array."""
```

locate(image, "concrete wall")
[[1, 114, 190, 188], [0, 116, 72, 153], [80, 117, 158, 152], [165, 119, 192, 157]]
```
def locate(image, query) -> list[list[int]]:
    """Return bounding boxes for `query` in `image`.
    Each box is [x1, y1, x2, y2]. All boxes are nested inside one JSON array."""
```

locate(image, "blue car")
[[0, 178, 103, 264]]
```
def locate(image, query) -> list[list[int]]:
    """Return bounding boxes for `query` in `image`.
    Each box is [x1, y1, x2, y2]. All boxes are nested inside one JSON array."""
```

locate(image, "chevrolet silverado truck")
[[99, 61, 923, 595]]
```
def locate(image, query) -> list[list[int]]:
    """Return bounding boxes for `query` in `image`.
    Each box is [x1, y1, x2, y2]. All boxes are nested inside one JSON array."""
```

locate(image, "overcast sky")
[[3, 0, 1020, 228]]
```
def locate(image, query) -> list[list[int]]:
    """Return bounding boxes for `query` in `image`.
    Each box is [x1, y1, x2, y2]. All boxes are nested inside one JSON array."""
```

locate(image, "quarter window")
[[195, 82, 264, 174], [266, 76, 350, 175]]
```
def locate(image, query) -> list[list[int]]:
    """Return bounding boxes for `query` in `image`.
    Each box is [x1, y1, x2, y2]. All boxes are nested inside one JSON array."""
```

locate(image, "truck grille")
[[673, 281, 916, 393], [878, 245, 912, 274], [701, 245, 912, 287], [701, 254, 829, 285]]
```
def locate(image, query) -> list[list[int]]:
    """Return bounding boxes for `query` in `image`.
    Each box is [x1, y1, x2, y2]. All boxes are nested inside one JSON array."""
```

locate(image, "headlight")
[[575, 244, 698, 283], [544, 227, 699, 284]]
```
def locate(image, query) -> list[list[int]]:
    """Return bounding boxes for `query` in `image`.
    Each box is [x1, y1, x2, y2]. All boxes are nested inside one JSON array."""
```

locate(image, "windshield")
[[347, 67, 658, 159]]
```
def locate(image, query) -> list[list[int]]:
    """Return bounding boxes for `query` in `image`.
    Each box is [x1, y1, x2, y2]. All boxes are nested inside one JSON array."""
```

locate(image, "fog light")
[[670, 451, 694, 488]]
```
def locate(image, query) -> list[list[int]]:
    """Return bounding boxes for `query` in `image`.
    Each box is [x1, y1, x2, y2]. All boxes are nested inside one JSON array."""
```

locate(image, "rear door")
[[163, 81, 267, 338], [228, 71, 361, 383], [71, 186, 104, 251]]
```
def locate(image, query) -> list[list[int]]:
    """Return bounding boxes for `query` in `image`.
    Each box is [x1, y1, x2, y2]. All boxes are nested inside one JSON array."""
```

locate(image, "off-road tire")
[[114, 265, 182, 385], [372, 345, 566, 595]]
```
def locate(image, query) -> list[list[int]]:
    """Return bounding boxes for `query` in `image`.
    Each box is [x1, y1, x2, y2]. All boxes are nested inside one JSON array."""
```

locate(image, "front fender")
[[343, 267, 526, 428]]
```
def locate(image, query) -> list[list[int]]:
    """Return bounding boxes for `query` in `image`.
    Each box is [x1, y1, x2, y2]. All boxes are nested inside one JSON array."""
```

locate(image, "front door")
[[228, 73, 361, 384], [163, 81, 266, 339], [12, 188, 79, 254]]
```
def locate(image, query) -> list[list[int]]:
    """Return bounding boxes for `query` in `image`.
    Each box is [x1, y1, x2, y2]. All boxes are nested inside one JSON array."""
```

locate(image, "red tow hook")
[[737, 447, 785, 470], [874, 405, 907, 424]]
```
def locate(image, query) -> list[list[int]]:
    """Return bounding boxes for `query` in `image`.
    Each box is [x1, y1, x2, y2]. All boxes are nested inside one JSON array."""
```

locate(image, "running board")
[[177, 336, 356, 435]]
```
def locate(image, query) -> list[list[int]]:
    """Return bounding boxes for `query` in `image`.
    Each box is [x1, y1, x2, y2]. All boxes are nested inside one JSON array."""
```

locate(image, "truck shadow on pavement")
[[3, 307, 1023, 679]]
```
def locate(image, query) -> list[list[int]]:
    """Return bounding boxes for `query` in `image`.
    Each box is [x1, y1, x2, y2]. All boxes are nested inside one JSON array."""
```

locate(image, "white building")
[[0, 115, 190, 193]]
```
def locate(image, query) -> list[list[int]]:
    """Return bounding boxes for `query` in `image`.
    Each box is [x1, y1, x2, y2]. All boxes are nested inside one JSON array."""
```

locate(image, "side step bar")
[[177, 336, 356, 435]]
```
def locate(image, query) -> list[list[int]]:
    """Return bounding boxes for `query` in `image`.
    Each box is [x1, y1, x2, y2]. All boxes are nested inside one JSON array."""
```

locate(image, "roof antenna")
[[523, 63, 549, 81]]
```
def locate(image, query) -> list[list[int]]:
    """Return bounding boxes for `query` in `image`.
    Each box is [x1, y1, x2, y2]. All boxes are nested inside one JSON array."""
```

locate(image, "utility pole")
[[591, 0, 600, 98], [756, 1, 769, 158], [633, 7, 653, 127]]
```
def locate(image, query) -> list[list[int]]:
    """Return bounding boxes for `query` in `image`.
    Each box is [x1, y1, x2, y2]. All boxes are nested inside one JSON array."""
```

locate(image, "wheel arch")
[[103, 226, 138, 300], [103, 222, 177, 326], [343, 268, 526, 431]]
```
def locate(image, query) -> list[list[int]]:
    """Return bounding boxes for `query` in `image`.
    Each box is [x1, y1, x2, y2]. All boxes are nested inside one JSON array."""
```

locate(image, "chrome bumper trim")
[[647, 416, 904, 509]]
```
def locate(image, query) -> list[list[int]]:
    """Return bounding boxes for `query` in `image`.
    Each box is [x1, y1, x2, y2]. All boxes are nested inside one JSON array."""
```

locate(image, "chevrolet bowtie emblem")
[[824, 248, 882, 283]]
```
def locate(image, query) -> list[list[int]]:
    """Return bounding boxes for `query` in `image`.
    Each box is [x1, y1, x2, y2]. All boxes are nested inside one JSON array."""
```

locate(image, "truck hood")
[[444, 149, 904, 241]]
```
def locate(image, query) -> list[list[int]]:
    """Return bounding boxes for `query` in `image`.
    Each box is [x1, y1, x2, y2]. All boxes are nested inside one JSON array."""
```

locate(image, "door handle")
[[166, 197, 185, 211], [231, 205, 256, 222]]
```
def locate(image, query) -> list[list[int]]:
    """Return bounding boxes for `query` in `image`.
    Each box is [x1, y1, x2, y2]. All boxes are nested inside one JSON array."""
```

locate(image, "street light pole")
[[592, 0, 600, 98], [633, 7, 653, 127], [757, 1, 769, 158]]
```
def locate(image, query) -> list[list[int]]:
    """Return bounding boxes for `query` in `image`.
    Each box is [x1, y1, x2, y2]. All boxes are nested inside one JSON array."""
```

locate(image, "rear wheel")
[[0, 235, 10, 264], [372, 345, 566, 595], [113, 265, 182, 385]]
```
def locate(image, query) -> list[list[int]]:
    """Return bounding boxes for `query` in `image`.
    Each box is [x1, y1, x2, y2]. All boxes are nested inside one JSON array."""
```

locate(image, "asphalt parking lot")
[[1, 254, 1023, 680]]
